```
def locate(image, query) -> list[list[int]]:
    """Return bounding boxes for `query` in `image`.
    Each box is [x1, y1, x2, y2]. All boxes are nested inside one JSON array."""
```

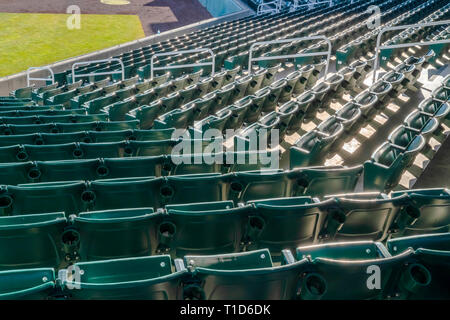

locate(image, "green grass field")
[[0, 13, 145, 77]]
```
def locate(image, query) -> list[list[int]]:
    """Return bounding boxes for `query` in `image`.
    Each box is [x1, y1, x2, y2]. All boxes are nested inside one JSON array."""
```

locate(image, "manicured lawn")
[[0, 13, 145, 77]]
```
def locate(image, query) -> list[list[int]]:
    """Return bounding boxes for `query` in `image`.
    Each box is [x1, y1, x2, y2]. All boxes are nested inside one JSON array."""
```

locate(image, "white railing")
[[257, 0, 282, 15], [372, 20, 450, 83], [150, 48, 215, 79], [292, 0, 333, 11], [248, 36, 332, 79], [72, 58, 125, 83], [26, 67, 55, 87]]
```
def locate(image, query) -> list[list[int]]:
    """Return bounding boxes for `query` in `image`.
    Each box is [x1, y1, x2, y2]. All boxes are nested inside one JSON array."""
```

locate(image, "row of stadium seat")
[[336, 0, 449, 68], [0, 150, 281, 185], [0, 120, 140, 135], [288, 52, 426, 168], [364, 75, 450, 191], [2, 187, 449, 269], [1, 232, 448, 299], [0, 166, 363, 216]]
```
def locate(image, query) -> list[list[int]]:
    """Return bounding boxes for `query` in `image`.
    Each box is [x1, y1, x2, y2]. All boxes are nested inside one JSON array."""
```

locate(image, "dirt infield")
[[0, 0, 212, 36]]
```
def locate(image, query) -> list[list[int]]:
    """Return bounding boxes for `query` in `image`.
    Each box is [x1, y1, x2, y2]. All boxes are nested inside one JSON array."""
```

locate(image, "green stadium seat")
[[0, 162, 37, 185], [323, 193, 407, 242], [11, 86, 34, 99], [225, 98, 250, 130], [290, 130, 335, 167], [196, 77, 214, 98], [0, 212, 67, 270], [316, 116, 345, 145], [162, 173, 231, 205], [324, 73, 345, 95], [61, 255, 186, 299], [369, 80, 393, 104], [353, 90, 379, 118], [246, 68, 267, 95], [0, 268, 56, 300], [295, 91, 315, 117], [418, 98, 450, 121], [364, 137, 426, 192], [33, 159, 100, 182], [335, 102, 363, 132], [85, 130, 131, 143], [211, 70, 227, 91], [192, 109, 232, 133], [395, 63, 420, 88], [277, 100, 301, 134], [129, 100, 164, 129], [0, 133, 39, 147], [223, 66, 241, 86], [1, 182, 86, 216], [121, 75, 140, 88], [292, 165, 363, 197], [388, 233, 450, 255], [183, 249, 311, 300], [72, 208, 162, 261], [171, 75, 189, 92], [382, 71, 408, 96], [404, 110, 440, 139], [133, 128, 175, 141], [295, 241, 414, 299], [338, 66, 358, 93], [310, 82, 331, 109], [260, 79, 285, 113], [229, 170, 291, 203], [102, 82, 121, 94], [134, 89, 156, 106], [154, 104, 195, 129], [100, 156, 164, 179], [261, 64, 281, 88], [179, 84, 198, 104], [135, 81, 152, 93], [163, 201, 250, 256], [150, 73, 171, 88], [168, 152, 222, 176], [390, 188, 450, 236], [194, 93, 216, 120], [247, 196, 334, 254], [32, 83, 59, 101], [84, 177, 165, 211], [186, 70, 203, 86], [130, 139, 177, 157], [85, 94, 117, 114], [212, 84, 235, 112], [106, 98, 138, 121], [160, 91, 183, 112], [232, 75, 252, 103], [153, 81, 172, 100]]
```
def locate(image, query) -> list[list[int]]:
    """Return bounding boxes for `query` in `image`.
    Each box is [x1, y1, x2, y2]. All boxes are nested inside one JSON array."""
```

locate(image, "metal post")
[[150, 48, 215, 79], [372, 20, 450, 83]]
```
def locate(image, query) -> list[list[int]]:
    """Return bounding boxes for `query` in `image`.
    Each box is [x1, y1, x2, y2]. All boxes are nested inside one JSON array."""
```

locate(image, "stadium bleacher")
[[0, 0, 449, 300]]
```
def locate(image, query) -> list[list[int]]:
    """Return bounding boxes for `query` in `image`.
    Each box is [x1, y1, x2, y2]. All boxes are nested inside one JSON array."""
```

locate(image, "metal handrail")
[[248, 35, 332, 79], [26, 67, 55, 87], [150, 48, 215, 79], [292, 0, 333, 11], [257, 0, 282, 15], [72, 58, 125, 82], [372, 20, 450, 83]]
